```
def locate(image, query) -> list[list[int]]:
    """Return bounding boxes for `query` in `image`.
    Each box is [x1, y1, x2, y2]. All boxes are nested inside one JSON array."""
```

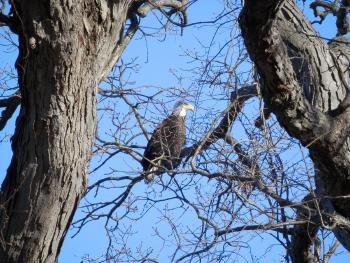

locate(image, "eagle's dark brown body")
[[141, 114, 186, 181]]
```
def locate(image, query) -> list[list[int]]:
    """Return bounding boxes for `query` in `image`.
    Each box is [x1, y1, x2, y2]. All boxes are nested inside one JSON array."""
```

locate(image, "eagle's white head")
[[173, 101, 195, 117]]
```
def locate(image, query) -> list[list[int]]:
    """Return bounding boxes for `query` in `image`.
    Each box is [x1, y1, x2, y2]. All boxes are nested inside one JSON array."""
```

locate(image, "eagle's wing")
[[142, 115, 186, 182], [141, 119, 166, 172]]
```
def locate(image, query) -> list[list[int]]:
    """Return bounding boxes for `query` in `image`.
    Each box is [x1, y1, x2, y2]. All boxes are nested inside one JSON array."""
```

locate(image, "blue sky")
[[60, 2, 234, 261], [0, 0, 349, 262]]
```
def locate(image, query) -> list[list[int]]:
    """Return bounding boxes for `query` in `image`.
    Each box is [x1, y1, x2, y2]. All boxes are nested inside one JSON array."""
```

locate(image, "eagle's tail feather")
[[143, 166, 158, 183]]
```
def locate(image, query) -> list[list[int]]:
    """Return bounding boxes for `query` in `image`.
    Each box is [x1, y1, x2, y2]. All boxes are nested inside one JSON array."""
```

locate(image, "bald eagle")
[[141, 102, 195, 182]]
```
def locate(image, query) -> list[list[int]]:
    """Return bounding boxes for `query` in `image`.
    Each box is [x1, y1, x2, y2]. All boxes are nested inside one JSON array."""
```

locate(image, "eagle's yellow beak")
[[184, 104, 195, 112]]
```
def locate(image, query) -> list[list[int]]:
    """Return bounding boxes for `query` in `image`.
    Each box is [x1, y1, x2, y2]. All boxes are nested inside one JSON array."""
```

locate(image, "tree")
[[2, 0, 350, 262], [240, 0, 350, 261], [71, 1, 350, 262], [0, 0, 187, 262]]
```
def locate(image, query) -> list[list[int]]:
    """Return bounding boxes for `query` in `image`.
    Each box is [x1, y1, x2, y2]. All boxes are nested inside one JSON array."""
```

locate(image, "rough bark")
[[290, 194, 320, 263], [0, 1, 134, 262], [239, 0, 350, 260]]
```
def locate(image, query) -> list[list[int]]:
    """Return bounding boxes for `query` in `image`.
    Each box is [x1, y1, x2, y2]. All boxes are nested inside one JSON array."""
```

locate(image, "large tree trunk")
[[239, 0, 350, 261], [0, 1, 134, 262]]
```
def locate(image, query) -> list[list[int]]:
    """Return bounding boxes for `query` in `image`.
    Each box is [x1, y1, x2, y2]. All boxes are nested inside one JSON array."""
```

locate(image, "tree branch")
[[178, 84, 260, 182], [310, 0, 339, 24], [99, 0, 189, 82], [315, 171, 350, 251], [137, 0, 188, 26], [99, 13, 139, 82], [0, 92, 21, 131], [310, 0, 350, 35], [240, 0, 334, 147], [290, 194, 320, 263], [0, 12, 19, 34], [181, 84, 258, 158], [240, 1, 350, 252]]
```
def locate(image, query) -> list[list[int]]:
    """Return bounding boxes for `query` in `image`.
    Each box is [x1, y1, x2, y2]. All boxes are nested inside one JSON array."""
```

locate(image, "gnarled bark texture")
[[239, 0, 350, 261], [0, 0, 134, 262]]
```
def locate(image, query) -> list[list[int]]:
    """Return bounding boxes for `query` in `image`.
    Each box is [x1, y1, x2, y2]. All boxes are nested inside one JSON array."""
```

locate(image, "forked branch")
[[99, 0, 189, 82]]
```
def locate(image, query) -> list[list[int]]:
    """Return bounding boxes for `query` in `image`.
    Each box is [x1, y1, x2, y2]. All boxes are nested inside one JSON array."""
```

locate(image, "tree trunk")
[[239, 0, 350, 260], [0, 1, 133, 262]]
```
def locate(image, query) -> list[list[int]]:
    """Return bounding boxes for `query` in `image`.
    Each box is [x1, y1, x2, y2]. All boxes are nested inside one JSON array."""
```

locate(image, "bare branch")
[[137, 0, 188, 26], [0, 92, 21, 131], [310, 0, 350, 35], [181, 84, 258, 158], [310, 0, 339, 24], [99, 13, 139, 82], [0, 13, 18, 34]]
